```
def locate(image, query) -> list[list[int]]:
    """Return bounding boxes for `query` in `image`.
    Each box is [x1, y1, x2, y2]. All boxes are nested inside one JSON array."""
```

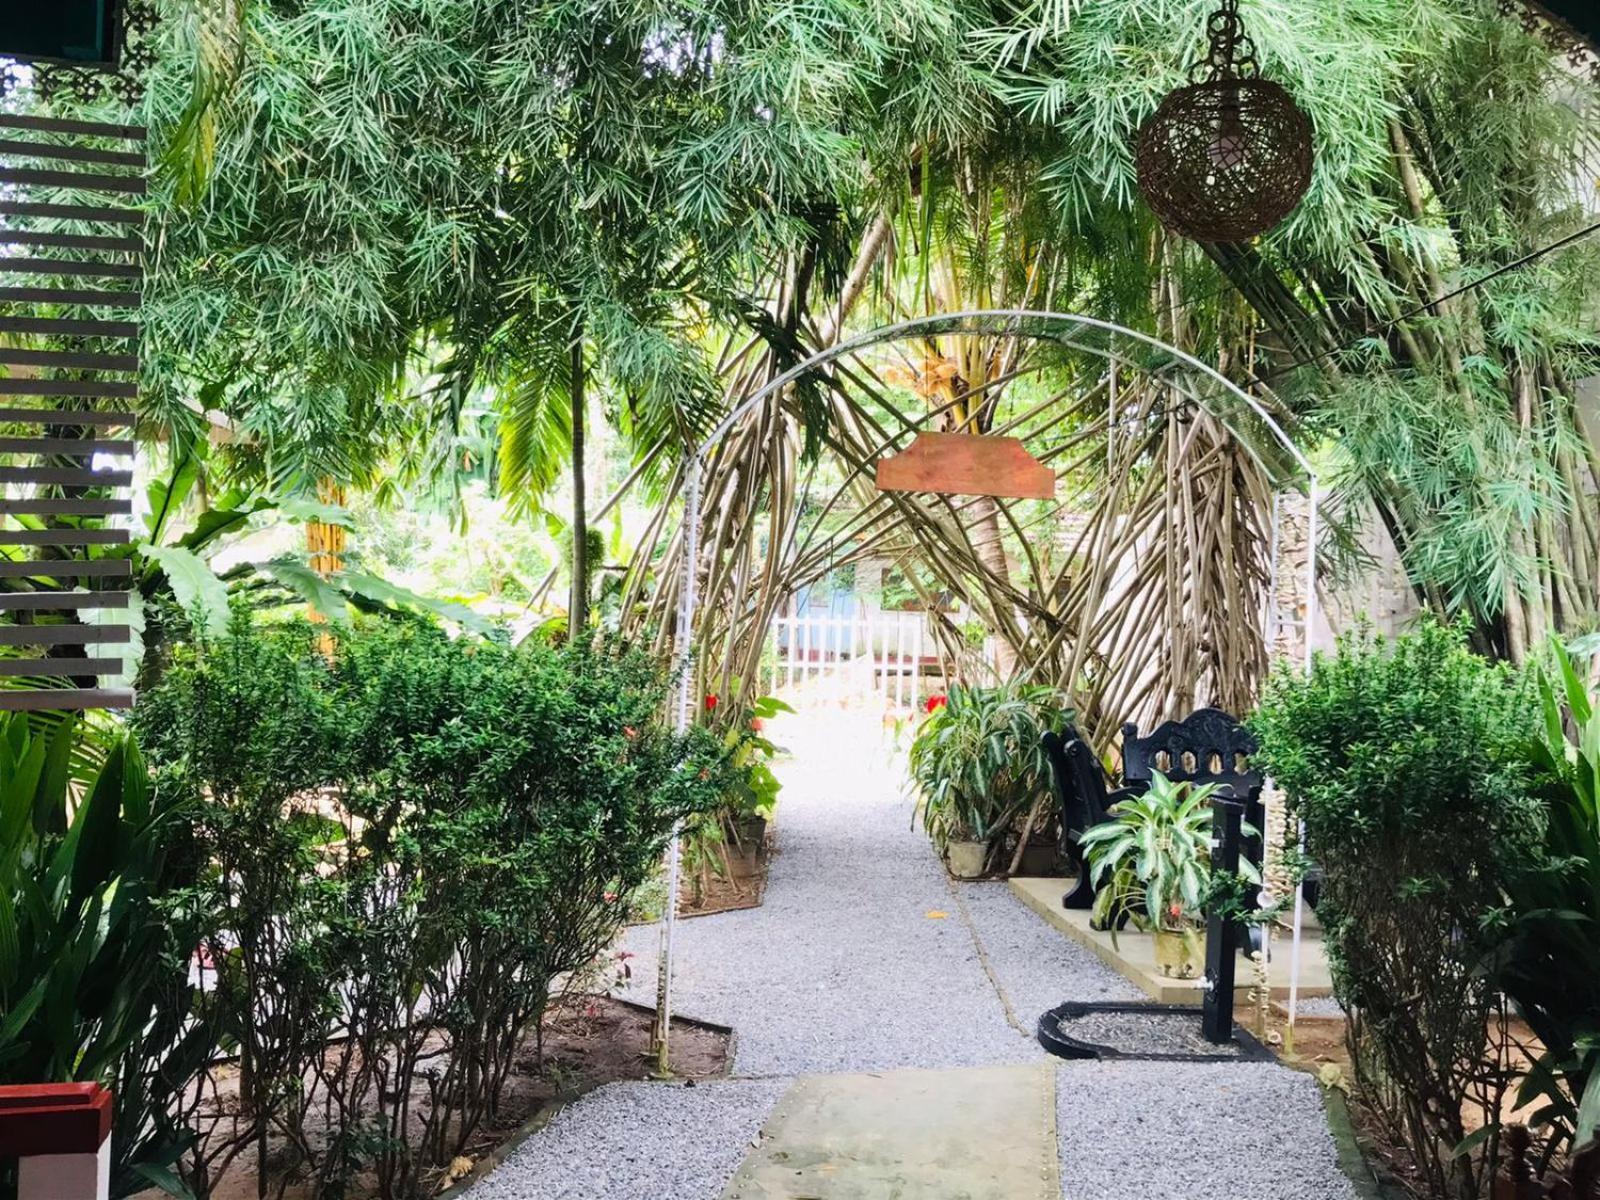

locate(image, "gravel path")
[[953, 879, 1143, 1024], [468, 1079, 786, 1200], [1056, 1060, 1357, 1199], [480, 708, 1358, 1200], [619, 713, 1042, 1075]]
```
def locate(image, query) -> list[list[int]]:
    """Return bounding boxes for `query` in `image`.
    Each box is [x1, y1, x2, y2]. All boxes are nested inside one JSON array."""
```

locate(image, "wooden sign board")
[[875, 432, 1055, 501]]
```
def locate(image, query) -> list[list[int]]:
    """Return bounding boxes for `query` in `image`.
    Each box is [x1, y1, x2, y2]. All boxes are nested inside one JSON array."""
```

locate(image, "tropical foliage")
[[908, 682, 1070, 864], [0, 715, 204, 1198], [1499, 642, 1600, 1167], [1079, 771, 1225, 934]]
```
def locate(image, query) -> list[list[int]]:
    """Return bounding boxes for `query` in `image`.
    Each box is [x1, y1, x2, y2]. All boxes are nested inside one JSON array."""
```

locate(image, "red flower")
[[749, 717, 765, 733], [924, 694, 947, 714], [704, 694, 718, 712]]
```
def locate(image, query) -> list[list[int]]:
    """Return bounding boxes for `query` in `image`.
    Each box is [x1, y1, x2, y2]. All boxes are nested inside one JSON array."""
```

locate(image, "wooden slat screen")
[[0, 114, 143, 711]]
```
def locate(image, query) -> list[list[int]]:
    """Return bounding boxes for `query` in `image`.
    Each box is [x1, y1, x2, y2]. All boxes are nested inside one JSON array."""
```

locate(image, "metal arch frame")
[[652, 310, 1322, 1072]]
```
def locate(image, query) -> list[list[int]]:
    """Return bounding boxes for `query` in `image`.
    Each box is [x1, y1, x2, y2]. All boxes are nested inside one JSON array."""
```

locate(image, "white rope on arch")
[[651, 309, 1321, 1072]]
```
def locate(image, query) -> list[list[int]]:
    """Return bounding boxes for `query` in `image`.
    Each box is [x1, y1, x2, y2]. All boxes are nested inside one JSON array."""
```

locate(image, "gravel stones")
[[1293, 995, 1346, 1020], [617, 713, 1038, 1075], [1056, 1060, 1357, 1200], [482, 710, 1359, 1200], [466, 1079, 786, 1200], [1052, 1008, 1252, 1059], [954, 880, 1144, 1023]]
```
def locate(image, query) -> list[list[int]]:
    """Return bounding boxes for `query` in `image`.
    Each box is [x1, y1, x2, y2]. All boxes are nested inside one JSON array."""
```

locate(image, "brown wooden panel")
[[0, 315, 139, 338], [0, 114, 147, 141], [875, 432, 1056, 500], [0, 349, 138, 372], [0, 437, 135, 455], [0, 380, 139, 399], [0, 201, 143, 225], [0, 287, 141, 309], [0, 169, 147, 196], [0, 560, 131, 579], [0, 499, 133, 517], [0, 624, 129, 647], [0, 529, 131, 547], [0, 466, 133, 487], [0, 231, 140, 253], [0, 259, 142, 280], [0, 592, 130, 611], [0, 688, 134, 712], [0, 140, 146, 168], [0, 409, 135, 427], [0, 658, 121, 676]]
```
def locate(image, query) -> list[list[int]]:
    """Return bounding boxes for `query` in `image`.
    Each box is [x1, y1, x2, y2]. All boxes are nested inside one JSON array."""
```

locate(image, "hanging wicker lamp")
[[1134, 0, 1313, 243]]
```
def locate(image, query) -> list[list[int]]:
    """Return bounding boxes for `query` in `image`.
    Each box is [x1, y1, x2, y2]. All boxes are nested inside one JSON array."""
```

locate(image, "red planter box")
[[0, 1084, 113, 1157]]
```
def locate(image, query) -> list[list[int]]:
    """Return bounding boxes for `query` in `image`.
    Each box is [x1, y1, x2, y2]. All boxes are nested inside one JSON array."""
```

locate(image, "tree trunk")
[[568, 326, 588, 637], [969, 493, 1016, 678]]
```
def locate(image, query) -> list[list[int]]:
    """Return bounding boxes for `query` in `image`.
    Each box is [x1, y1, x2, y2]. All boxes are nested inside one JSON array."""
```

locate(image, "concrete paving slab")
[[1008, 877, 1334, 1004], [722, 1063, 1059, 1200]]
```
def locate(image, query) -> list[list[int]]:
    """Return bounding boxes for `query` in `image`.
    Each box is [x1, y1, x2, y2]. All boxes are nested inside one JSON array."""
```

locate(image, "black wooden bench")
[[1041, 726, 1139, 919], [1121, 706, 1265, 872], [1045, 708, 1273, 943], [1123, 707, 1268, 953]]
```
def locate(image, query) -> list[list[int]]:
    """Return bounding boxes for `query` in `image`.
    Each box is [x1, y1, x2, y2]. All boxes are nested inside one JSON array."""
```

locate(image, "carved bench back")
[[1120, 707, 1262, 800]]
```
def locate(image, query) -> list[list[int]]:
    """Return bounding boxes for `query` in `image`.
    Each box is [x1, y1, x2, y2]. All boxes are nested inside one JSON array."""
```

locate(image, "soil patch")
[[138, 996, 730, 1200], [678, 833, 770, 918]]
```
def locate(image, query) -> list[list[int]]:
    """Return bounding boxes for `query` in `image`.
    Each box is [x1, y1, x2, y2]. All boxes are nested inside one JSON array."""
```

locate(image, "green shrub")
[[0, 715, 207, 1199], [1498, 641, 1600, 1165], [134, 610, 730, 1199], [1250, 620, 1542, 1199], [908, 681, 1070, 869]]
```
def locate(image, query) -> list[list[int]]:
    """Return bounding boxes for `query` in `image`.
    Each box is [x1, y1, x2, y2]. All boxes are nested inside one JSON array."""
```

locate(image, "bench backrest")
[[1120, 706, 1261, 800]]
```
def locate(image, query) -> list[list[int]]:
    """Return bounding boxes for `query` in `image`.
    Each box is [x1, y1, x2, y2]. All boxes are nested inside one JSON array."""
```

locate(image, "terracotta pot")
[[945, 839, 988, 879], [1153, 928, 1201, 979]]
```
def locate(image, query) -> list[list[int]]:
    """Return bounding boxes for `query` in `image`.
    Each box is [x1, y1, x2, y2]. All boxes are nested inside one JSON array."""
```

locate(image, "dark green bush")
[[1250, 620, 1543, 1199], [134, 610, 730, 1199]]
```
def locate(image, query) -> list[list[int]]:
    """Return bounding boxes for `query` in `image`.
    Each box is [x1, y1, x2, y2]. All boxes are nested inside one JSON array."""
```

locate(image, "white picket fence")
[[768, 610, 945, 711]]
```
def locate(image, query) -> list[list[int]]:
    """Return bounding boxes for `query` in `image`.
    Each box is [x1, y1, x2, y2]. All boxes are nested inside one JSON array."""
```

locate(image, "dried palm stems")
[[617, 313, 1301, 750]]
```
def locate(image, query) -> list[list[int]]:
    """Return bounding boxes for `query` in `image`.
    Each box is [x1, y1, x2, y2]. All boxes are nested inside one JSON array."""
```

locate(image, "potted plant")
[[908, 682, 1071, 878], [1079, 771, 1251, 978], [718, 693, 792, 853]]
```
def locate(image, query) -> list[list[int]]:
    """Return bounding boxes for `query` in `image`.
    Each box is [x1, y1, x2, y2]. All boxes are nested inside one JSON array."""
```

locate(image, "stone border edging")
[[1320, 1086, 1409, 1200]]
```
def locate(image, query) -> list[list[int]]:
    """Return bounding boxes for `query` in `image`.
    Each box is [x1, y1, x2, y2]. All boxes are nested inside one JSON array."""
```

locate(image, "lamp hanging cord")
[[1197, 0, 1259, 83]]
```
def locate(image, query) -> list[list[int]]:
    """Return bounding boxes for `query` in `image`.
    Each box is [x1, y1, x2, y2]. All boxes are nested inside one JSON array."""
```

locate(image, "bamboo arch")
[[642, 310, 1321, 1069]]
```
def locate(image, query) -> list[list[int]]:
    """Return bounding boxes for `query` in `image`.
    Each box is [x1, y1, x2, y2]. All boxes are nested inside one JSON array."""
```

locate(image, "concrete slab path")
[[723, 1064, 1059, 1200]]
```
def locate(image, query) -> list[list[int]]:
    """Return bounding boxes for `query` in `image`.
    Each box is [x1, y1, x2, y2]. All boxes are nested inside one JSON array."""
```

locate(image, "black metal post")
[[1202, 797, 1245, 1044]]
